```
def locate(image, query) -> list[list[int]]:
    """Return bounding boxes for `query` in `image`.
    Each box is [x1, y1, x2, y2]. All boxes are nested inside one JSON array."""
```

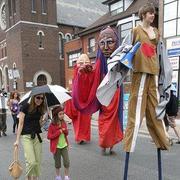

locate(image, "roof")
[[78, 0, 159, 35], [56, 0, 108, 28]]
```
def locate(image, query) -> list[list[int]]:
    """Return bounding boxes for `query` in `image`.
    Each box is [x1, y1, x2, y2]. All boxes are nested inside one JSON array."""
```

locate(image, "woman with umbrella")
[[14, 93, 46, 180]]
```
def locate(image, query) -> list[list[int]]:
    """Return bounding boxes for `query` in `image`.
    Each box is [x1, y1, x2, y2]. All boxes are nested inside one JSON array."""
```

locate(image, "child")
[[47, 106, 70, 180]]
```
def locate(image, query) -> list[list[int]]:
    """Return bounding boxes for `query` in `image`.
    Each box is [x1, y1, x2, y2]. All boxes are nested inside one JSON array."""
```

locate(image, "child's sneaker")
[[55, 176, 62, 180], [64, 176, 70, 180]]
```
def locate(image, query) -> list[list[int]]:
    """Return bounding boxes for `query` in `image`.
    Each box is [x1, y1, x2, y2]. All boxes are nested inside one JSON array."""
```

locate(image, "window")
[[37, 31, 45, 49], [164, 1, 177, 21], [31, 0, 36, 12], [8, 0, 12, 16], [88, 38, 95, 53], [12, 0, 16, 14], [41, 0, 47, 14], [164, 0, 175, 3], [120, 22, 132, 43], [38, 32, 43, 48], [178, 19, 180, 35], [1, 48, 4, 58], [164, 20, 177, 37], [163, 0, 180, 38], [124, 0, 133, 10], [110, 1, 123, 15], [65, 33, 72, 42], [4, 47, 7, 57], [59, 33, 65, 58], [68, 52, 81, 67]]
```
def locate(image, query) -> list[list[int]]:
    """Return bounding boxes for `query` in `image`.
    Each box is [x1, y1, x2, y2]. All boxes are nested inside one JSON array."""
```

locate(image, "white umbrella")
[[19, 85, 71, 106]]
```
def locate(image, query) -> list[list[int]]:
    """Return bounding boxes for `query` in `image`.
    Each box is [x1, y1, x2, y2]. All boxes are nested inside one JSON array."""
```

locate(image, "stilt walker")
[[122, 3, 172, 180], [69, 27, 124, 154]]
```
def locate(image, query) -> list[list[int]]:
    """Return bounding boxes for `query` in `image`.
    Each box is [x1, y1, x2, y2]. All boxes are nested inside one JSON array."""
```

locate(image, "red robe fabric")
[[64, 99, 91, 142], [72, 61, 123, 148], [72, 62, 101, 114], [99, 89, 123, 148]]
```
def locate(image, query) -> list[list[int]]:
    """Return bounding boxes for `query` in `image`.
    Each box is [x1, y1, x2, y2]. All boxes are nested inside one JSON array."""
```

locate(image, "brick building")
[[0, 0, 107, 93], [64, 0, 159, 91]]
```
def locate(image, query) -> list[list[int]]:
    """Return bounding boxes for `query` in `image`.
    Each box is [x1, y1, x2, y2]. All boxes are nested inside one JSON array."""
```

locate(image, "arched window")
[[65, 33, 72, 42], [59, 32, 65, 58], [37, 30, 45, 49], [37, 74, 47, 86], [31, 0, 36, 12], [0, 69, 3, 90], [41, 0, 47, 14]]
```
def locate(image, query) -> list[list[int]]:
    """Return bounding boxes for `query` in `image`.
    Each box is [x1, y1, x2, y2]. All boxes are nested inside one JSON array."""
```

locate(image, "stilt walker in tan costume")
[[123, 3, 171, 180]]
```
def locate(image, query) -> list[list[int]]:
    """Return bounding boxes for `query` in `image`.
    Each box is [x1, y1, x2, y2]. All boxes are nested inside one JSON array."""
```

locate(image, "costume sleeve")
[[72, 61, 101, 114]]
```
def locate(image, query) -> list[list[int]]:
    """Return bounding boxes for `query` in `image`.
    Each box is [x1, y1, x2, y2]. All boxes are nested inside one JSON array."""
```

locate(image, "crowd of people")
[[0, 3, 180, 180]]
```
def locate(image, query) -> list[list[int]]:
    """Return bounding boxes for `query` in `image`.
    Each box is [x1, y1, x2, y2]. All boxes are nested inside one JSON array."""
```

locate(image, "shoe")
[[0, 132, 1, 137], [55, 176, 62, 180], [64, 176, 70, 180], [2, 132, 7, 136], [175, 141, 180, 144]]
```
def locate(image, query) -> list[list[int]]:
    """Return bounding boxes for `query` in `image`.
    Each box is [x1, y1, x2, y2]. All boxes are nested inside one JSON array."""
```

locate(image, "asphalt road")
[[0, 114, 180, 180]]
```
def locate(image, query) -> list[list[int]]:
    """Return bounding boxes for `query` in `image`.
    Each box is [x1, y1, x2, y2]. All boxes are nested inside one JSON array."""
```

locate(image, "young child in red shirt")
[[47, 106, 70, 180]]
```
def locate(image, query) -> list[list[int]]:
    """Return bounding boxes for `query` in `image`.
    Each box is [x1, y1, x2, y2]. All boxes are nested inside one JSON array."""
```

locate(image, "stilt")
[[123, 152, 130, 180], [157, 148, 162, 180]]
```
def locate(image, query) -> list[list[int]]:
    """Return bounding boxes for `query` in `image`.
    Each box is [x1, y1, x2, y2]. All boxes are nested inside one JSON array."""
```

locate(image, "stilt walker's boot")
[[123, 152, 130, 180]]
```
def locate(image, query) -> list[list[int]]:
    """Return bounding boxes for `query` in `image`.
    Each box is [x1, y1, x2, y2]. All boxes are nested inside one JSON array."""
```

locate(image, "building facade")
[[0, 0, 107, 93], [64, 0, 159, 92]]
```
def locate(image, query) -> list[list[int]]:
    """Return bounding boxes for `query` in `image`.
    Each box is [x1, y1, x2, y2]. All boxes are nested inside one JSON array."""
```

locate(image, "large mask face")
[[98, 27, 117, 58], [76, 54, 93, 73], [76, 54, 91, 68]]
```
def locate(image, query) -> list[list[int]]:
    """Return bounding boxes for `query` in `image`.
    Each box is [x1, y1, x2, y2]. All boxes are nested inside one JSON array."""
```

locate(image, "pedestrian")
[[8, 91, 20, 134], [165, 85, 180, 144], [0, 88, 7, 137], [14, 94, 46, 180], [47, 105, 70, 180]]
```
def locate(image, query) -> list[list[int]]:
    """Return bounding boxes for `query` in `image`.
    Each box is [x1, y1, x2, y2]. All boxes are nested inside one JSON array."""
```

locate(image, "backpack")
[[166, 92, 178, 116]]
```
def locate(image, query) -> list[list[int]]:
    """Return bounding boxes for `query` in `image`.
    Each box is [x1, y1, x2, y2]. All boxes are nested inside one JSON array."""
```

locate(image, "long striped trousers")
[[123, 72, 170, 152]]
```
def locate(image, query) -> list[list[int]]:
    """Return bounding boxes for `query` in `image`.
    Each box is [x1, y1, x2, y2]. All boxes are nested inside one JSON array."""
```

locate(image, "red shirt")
[[47, 121, 69, 154]]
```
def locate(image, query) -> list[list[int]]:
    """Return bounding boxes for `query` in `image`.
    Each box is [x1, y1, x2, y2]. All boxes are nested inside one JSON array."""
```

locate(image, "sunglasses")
[[35, 96, 44, 100]]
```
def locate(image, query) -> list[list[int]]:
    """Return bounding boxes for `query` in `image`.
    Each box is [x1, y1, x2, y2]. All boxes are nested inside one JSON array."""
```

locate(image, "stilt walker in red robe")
[[64, 55, 92, 144], [70, 27, 124, 154]]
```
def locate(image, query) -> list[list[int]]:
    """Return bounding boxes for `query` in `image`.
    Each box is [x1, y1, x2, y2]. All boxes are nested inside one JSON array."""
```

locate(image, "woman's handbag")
[[9, 146, 23, 179]]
